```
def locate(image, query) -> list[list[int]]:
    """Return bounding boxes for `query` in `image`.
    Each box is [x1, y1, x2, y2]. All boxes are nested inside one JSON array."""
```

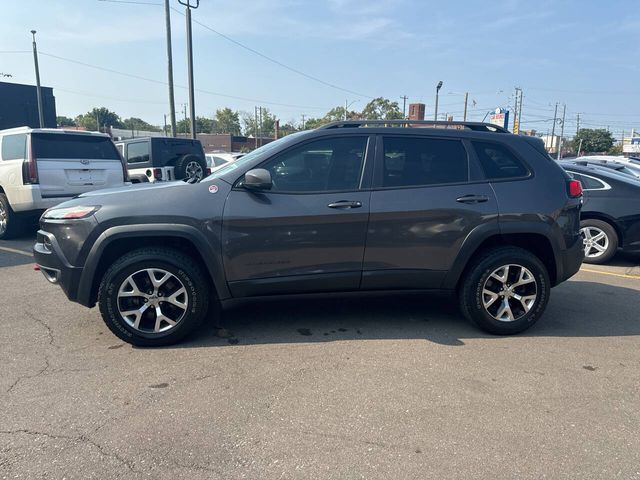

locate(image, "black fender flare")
[[77, 224, 230, 306]]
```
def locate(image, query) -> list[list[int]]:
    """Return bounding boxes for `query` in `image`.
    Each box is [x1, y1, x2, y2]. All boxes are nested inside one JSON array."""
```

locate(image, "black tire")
[[0, 193, 23, 240], [580, 219, 618, 265], [97, 247, 210, 346], [174, 154, 207, 183], [458, 246, 550, 335]]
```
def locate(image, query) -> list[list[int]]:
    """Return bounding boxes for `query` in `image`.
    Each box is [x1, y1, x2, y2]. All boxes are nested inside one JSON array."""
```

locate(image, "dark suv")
[[34, 121, 584, 346], [115, 137, 207, 183]]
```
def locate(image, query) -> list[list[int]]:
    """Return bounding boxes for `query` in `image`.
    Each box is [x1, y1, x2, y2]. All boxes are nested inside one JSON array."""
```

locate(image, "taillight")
[[22, 135, 38, 184], [568, 179, 583, 198], [153, 168, 163, 181]]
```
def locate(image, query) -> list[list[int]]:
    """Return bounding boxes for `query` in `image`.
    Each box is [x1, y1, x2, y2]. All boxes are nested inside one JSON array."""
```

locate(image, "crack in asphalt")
[[6, 357, 50, 394], [0, 429, 137, 473]]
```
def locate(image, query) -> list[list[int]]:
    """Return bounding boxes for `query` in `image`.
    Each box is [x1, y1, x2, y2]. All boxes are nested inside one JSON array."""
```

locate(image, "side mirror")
[[243, 168, 272, 191]]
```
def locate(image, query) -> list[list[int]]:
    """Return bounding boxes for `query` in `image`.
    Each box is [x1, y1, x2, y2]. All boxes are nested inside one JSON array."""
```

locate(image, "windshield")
[[205, 132, 307, 180]]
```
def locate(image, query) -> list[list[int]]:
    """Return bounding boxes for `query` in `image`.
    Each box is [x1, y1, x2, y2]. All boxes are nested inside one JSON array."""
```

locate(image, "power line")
[[36, 51, 328, 110]]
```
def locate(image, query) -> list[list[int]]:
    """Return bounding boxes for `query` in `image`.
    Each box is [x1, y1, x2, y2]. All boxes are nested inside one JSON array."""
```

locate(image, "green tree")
[[177, 116, 217, 134], [56, 116, 76, 127], [242, 108, 276, 137], [122, 117, 161, 132], [574, 128, 615, 154], [75, 107, 123, 131], [361, 97, 403, 120], [214, 108, 241, 135], [303, 117, 325, 129]]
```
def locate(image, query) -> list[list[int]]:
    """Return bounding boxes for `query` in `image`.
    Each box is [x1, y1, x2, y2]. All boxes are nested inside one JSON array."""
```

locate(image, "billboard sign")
[[489, 107, 510, 130]]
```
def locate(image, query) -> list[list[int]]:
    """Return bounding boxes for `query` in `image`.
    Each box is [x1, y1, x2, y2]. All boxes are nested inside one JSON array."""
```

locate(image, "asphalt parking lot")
[[1, 232, 639, 480]]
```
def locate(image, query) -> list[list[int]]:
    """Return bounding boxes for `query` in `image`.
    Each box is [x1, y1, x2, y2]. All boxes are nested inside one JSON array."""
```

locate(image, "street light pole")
[[30, 30, 45, 128], [179, 0, 199, 140], [400, 95, 408, 119], [434, 81, 443, 121], [557, 104, 566, 161], [164, 0, 177, 137], [463, 92, 469, 121]]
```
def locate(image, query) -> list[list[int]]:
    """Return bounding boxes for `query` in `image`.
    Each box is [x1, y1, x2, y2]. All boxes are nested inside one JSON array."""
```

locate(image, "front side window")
[[126, 142, 150, 164], [472, 141, 529, 180], [1, 134, 27, 161], [260, 136, 368, 193], [381, 136, 468, 188]]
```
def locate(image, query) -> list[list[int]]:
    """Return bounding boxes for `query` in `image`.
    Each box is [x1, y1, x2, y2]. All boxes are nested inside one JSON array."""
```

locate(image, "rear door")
[[222, 134, 373, 297], [32, 133, 124, 198], [362, 134, 499, 289]]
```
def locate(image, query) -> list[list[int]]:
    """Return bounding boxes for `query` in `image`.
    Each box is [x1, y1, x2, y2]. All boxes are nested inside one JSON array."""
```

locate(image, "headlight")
[[43, 206, 100, 220]]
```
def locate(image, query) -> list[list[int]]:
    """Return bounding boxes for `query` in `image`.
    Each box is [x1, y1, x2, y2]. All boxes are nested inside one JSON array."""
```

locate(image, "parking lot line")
[[581, 267, 640, 280], [0, 246, 32, 257]]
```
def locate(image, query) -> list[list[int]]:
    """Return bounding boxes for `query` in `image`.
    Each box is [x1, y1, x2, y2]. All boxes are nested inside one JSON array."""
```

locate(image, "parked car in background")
[[560, 160, 640, 263], [205, 152, 245, 171], [0, 127, 127, 239], [568, 156, 640, 179], [115, 137, 207, 183], [34, 120, 584, 346]]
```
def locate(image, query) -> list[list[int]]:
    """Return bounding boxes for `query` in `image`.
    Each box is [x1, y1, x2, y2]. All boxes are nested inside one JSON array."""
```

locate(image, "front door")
[[222, 135, 373, 297], [362, 134, 499, 289]]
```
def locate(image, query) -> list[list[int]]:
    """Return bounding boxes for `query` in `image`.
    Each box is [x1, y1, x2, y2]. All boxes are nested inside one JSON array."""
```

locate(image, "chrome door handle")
[[327, 200, 362, 209], [456, 195, 489, 204]]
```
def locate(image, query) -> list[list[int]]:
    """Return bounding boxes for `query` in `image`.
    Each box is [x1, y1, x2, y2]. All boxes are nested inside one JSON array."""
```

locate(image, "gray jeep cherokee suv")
[[34, 121, 584, 346]]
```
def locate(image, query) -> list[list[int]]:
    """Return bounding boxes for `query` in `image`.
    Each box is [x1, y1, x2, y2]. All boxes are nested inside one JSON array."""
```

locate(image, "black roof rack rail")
[[318, 120, 510, 133]]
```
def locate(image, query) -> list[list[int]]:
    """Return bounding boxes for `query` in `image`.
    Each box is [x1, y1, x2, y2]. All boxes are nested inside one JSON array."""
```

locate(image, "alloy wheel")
[[0, 202, 7, 236], [185, 161, 204, 182], [117, 268, 188, 333], [580, 226, 609, 259], [482, 264, 538, 322]]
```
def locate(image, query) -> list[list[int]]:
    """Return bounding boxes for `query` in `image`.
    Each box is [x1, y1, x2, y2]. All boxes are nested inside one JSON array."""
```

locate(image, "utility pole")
[[557, 104, 566, 161], [259, 106, 263, 146], [400, 95, 408, 119], [178, 0, 199, 139], [512, 87, 522, 134], [182, 103, 188, 135], [301, 114, 306, 130], [550, 102, 559, 153], [576, 113, 580, 135], [30, 30, 44, 128], [95, 111, 100, 133], [164, 0, 177, 137], [254, 107, 258, 148], [434, 81, 443, 121], [344, 99, 348, 121], [517, 89, 523, 132], [463, 92, 469, 121]]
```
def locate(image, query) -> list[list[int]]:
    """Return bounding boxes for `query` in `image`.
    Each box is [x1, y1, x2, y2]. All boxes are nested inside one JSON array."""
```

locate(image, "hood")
[[78, 181, 186, 197]]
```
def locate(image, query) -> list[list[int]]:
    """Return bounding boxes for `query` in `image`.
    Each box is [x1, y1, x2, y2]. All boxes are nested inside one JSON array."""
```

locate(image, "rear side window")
[[126, 142, 150, 164], [570, 172, 606, 190], [32, 134, 120, 160], [1, 134, 27, 161], [381, 136, 468, 188], [472, 141, 529, 180]]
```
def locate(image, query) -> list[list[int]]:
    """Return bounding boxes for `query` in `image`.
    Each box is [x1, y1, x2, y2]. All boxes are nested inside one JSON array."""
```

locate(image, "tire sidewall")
[[175, 154, 206, 182], [467, 251, 550, 335], [580, 219, 617, 264], [100, 255, 206, 345]]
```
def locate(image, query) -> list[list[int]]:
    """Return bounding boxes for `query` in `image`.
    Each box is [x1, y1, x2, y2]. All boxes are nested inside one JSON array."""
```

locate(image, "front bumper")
[[33, 230, 84, 303], [554, 236, 585, 286]]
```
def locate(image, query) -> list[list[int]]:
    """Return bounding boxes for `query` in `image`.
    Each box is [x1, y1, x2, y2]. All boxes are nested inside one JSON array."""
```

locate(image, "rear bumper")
[[33, 230, 85, 304], [7, 185, 72, 213], [554, 236, 584, 286]]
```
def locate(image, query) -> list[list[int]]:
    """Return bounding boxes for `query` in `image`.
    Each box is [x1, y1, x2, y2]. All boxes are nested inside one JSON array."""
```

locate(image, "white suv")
[[0, 127, 127, 239]]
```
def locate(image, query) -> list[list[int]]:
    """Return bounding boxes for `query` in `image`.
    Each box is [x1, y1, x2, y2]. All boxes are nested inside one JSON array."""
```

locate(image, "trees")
[[574, 128, 615, 154], [215, 108, 241, 135], [242, 108, 276, 137], [360, 97, 403, 120], [176, 116, 217, 134], [56, 116, 76, 127], [122, 117, 161, 132], [75, 107, 123, 131]]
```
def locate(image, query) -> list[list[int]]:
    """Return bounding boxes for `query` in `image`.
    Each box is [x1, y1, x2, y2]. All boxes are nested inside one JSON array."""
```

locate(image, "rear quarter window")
[[32, 134, 120, 160], [472, 141, 529, 180], [1, 133, 27, 161]]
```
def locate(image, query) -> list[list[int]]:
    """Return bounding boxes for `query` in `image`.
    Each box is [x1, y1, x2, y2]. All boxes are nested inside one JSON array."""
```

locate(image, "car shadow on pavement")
[[174, 279, 640, 349]]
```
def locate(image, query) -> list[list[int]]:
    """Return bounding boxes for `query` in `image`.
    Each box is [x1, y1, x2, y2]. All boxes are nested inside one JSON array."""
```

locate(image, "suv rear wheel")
[[98, 247, 210, 346], [0, 193, 22, 240], [175, 154, 207, 183], [580, 219, 618, 264], [459, 247, 550, 335]]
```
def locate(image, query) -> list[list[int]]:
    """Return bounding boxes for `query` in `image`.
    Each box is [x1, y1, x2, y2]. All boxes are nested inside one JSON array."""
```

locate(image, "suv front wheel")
[[459, 247, 550, 335], [98, 248, 210, 346]]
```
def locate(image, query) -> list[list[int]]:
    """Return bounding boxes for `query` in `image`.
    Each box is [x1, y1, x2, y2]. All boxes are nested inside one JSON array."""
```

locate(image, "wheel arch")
[[444, 223, 560, 290], [78, 224, 229, 307]]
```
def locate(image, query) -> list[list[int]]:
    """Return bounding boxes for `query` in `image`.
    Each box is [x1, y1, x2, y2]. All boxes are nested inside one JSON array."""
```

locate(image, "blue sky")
[[1, 0, 638, 137]]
